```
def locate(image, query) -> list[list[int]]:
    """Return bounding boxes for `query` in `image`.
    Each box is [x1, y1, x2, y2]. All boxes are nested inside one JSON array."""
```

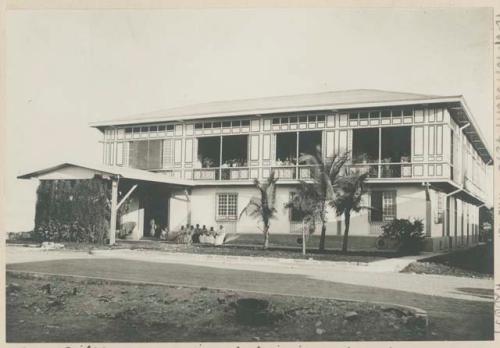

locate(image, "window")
[[194, 123, 203, 129], [370, 191, 397, 222], [435, 192, 444, 224], [158, 125, 166, 131], [204, 122, 212, 129], [232, 120, 241, 127], [272, 118, 281, 125], [213, 122, 221, 128], [166, 124, 175, 131], [128, 139, 163, 169], [289, 192, 306, 222], [217, 193, 238, 220], [403, 108, 413, 116], [359, 112, 369, 119], [241, 120, 250, 126], [222, 121, 231, 127]]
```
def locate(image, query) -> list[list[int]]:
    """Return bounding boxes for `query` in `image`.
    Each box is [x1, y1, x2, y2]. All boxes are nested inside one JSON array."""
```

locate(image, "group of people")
[[149, 219, 226, 245]]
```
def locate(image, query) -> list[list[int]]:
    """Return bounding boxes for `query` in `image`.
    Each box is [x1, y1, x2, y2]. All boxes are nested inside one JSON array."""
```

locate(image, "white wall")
[[120, 195, 143, 240]]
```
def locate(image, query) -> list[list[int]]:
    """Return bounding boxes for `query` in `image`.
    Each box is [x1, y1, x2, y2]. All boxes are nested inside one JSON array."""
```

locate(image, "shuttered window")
[[370, 191, 397, 222], [128, 140, 163, 170]]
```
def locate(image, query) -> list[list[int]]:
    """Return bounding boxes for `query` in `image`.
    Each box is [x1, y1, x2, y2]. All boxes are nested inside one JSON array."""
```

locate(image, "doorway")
[[142, 187, 169, 238]]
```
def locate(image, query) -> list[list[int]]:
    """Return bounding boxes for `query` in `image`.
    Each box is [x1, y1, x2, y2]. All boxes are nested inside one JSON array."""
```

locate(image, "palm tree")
[[298, 147, 349, 251], [331, 171, 369, 253], [285, 181, 322, 255], [239, 171, 278, 249]]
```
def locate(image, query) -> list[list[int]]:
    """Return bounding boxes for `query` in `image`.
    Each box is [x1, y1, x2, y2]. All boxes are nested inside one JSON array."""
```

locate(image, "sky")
[[4, 7, 494, 232]]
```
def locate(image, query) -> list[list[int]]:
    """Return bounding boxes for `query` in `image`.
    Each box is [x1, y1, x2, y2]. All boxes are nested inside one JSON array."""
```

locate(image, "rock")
[[315, 320, 322, 327], [41, 283, 51, 294], [41, 242, 65, 250], [47, 295, 57, 300], [344, 311, 359, 320], [252, 336, 260, 341], [316, 328, 325, 335], [19, 320, 25, 323]]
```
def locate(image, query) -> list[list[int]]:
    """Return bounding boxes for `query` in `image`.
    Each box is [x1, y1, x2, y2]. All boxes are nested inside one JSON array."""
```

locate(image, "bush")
[[380, 218, 426, 255], [33, 179, 129, 244]]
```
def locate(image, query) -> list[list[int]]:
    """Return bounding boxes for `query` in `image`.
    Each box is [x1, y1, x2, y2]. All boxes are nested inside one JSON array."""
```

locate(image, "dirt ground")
[[401, 244, 494, 279], [6, 272, 427, 342]]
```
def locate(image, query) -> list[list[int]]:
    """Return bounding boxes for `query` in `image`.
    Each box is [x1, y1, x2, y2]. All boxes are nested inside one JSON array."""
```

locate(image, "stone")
[[344, 311, 359, 320], [316, 328, 325, 335], [315, 320, 322, 327]]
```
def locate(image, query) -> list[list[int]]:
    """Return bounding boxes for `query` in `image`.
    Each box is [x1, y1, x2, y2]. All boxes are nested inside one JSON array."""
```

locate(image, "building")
[[19, 89, 492, 251]]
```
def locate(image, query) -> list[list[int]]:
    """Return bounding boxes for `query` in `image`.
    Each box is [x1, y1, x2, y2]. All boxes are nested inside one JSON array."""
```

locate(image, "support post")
[[109, 177, 118, 245], [423, 182, 432, 237]]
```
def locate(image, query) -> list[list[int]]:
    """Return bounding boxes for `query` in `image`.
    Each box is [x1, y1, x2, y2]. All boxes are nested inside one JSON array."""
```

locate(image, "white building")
[[20, 90, 492, 251]]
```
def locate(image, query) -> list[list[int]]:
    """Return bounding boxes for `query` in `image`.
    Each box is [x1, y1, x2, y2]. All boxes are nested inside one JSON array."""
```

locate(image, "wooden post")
[[423, 182, 432, 237], [302, 220, 306, 256], [109, 177, 118, 245]]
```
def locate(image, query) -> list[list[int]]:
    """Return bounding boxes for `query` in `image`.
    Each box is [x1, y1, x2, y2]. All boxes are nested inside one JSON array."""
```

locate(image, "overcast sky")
[[5, 7, 493, 232]]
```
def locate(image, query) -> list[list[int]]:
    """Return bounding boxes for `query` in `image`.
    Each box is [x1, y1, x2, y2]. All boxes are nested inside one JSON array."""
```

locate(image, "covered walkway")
[[18, 162, 194, 244]]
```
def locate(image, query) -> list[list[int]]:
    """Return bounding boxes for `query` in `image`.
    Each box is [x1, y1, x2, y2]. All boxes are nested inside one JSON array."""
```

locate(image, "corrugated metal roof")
[[89, 89, 447, 127], [17, 162, 194, 187]]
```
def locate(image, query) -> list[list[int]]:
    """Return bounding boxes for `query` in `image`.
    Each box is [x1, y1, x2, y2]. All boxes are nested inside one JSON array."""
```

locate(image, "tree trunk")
[[319, 222, 326, 251], [302, 220, 306, 256], [263, 225, 270, 249], [342, 211, 351, 253]]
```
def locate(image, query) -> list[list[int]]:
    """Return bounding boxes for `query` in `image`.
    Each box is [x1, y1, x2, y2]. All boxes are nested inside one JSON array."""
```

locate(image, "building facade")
[[75, 90, 493, 250]]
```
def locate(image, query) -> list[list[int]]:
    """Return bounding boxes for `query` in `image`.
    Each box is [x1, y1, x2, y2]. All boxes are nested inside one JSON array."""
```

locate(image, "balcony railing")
[[193, 167, 250, 181], [190, 162, 453, 181], [346, 162, 451, 179]]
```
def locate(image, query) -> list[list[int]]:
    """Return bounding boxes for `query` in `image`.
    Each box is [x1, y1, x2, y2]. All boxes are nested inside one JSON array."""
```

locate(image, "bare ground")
[[6, 272, 427, 342]]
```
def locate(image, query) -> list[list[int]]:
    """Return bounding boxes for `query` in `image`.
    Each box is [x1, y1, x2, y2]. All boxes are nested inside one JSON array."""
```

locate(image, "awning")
[[17, 161, 194, 187]]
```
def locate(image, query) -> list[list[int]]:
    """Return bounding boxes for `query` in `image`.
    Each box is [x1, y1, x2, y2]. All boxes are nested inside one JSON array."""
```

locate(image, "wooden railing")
[[190, 162, 455, 181]]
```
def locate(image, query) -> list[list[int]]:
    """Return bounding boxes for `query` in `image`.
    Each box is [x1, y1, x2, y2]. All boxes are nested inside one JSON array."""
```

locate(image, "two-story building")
[[20, 89, 492, 251]]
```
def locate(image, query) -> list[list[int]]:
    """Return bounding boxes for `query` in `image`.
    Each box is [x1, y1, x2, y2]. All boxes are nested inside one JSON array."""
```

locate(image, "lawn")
[[6, 272, 428, 342], [401, 243, 493, 278]]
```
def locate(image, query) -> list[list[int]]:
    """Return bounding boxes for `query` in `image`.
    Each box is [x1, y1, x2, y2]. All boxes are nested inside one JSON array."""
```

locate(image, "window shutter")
[[163, 139, 174, 167], [148, 140, 162, 169]]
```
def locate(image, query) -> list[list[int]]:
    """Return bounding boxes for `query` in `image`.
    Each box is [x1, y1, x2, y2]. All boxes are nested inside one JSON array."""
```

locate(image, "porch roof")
[[17, 162, 195, 187]]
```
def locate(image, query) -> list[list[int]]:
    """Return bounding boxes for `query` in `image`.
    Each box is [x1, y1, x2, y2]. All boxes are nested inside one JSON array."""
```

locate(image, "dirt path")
[[7, 257, 494, 340]]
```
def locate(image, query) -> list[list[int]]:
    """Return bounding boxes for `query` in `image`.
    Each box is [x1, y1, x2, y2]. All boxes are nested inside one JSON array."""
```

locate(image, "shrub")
[[380, 218, 426, 255], [33, 179, 129, 244]]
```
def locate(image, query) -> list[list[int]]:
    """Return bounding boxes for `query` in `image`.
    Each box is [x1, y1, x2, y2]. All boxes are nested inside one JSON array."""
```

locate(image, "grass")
[[6, 272, 428, 342], [7, 239, 399, 263], [401, 243, 493, 278]]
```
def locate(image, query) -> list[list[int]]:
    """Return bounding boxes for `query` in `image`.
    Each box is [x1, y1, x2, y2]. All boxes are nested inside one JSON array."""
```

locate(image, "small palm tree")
[[239, 171, 278, 249], [285, 181, 322, 255], [299, 147, 349, 251], [332, 171, 369, 253]]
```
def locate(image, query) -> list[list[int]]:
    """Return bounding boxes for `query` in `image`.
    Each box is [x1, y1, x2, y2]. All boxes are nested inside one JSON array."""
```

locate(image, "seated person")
[[159, 226, 169, 240]]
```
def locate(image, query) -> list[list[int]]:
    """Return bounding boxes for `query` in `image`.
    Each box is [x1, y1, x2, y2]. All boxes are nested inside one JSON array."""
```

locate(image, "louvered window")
[[128, 140, 163, 170]]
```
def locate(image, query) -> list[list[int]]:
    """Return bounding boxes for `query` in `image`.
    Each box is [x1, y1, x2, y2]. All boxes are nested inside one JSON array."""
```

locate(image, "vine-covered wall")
[[33, 179, 113, 243]]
